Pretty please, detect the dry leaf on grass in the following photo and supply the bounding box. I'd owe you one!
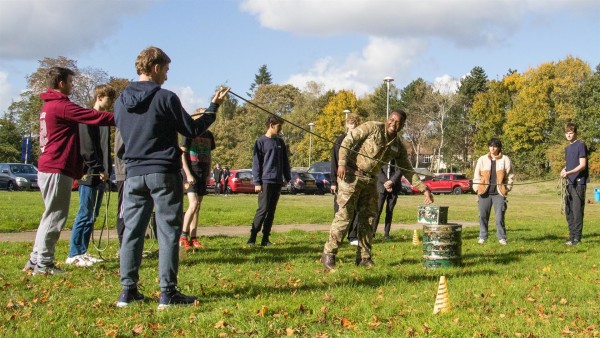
[131,324,144,335]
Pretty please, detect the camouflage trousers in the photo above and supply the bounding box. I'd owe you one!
[323,174,378,259]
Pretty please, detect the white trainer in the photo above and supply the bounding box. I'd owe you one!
[349,240,359,246]
[477,238,486,244]
[83,253,104,263]
[65,255,93,267]
[499,239,507,245]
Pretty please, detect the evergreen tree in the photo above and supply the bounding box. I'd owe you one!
[248,64,273,97]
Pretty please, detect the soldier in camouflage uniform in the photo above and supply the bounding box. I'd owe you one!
[321,110,434,270]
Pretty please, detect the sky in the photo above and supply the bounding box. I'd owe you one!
[0,0,599,115]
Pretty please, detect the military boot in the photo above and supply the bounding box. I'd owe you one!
[321,253,336,270]
[358,257,375,268]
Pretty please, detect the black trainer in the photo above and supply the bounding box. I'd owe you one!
[158,289,197,310]
[116,287,145,308]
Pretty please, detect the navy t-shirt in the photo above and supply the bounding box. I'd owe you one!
[565,140,588,185]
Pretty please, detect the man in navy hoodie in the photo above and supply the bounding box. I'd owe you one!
[23,67,115,276]
[114,46,229,310]
[247,115,291,246]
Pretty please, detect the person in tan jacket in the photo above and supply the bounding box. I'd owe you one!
[473,138,514,245]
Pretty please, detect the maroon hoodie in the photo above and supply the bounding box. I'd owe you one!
[38,89,115,179]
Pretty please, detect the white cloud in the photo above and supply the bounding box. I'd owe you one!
[0,0,156,59]
[287,37,427,96]
[432,75,460,94]
[241,0,597,47]
[243,0,598,96]
[0,71,18,114]
[169,86,206,114]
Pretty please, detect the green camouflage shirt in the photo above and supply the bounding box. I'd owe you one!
[338,121,427,192]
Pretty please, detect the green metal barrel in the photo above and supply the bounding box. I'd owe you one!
[422,223,462,268]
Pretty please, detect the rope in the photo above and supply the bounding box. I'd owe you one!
[227,90,560,188]
[228,90,418,177]
[557,177,568,215]
[90,181,110,259]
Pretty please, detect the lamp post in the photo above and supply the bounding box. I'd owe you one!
[343,109,350,121]
[383,76,394,119]
[308,122,315,167]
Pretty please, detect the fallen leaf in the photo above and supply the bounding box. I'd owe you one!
[131,324,144,335]
[340,317,354,328]
[258,305,267,317]
[214,320,227,329]
[285,328,296,336]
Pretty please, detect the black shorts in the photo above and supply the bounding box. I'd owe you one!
[182,165,210,195]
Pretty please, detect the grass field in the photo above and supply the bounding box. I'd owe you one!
[0,181,599,337]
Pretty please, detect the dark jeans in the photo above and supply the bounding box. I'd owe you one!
[374,191,398,237]
[116,180,125,246]
[565,184,586,241]
[120,173,183,292]
[250,183,282,240]
[334,192,359,241]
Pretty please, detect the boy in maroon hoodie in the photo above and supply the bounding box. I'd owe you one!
[22,67,115,275]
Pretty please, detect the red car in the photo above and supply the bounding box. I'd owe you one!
[422,173,473,195]
[223,169,255,194]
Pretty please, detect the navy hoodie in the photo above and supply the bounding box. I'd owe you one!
[114,81,217,178]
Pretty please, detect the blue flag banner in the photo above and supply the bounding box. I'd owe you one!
[21,137,32,162]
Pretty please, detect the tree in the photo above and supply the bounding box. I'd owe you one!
[468,80,510,155]
[300,90,359,165]
[248,64,273,97]
[0,117,21,162]
[428,86,458,173]
[456,66,489,167]
[573,63,600,152]
[4,91,43,164]
[398,79,436,168]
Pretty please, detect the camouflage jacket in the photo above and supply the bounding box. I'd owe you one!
[338,121,427,192]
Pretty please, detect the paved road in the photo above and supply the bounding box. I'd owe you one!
[0,221,477,243]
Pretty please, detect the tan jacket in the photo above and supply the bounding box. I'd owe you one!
[473,153,514,196]
[338,121,427,192]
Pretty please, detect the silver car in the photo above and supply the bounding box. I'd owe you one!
[0,163,39,190]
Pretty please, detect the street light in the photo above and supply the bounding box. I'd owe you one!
[383,76,394,119]
[308,122,315,167]
[343,109,350,121]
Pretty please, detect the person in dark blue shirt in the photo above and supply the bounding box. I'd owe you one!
[247,115,291,246]
[560,123,588,245]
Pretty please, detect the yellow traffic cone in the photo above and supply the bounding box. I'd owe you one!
[433,275,450,314]
[412,229,420,245]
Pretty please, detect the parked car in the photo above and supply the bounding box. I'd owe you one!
[0,163,38,191]
[224,169,255,194]
[422,173,473,194]
[311,172,332,194]
[282,171,319,195]
[308,161,331,174]
[399,176,421,195]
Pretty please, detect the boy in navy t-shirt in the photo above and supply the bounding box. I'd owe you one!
[560,123,588,245]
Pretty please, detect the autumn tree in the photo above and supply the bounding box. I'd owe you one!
[297,90,359,166]
[573,63,600,176]
[468,80,511,155]
[285,81,333,166]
